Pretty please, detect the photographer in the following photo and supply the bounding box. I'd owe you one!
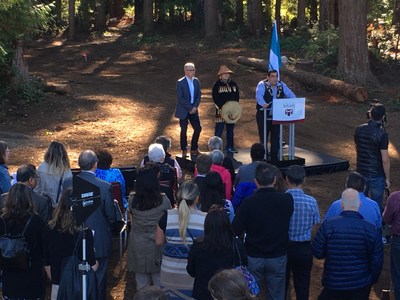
[354,102,390,210]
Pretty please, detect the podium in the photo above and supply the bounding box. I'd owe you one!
[265,97,306,167]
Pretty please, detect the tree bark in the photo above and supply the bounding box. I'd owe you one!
[275,0,281,33]
[393,0,400,26]
[11,42,29,87]
[95,0,107,33]
[55,0,62,23]
[310,0,318,23]
[235,0,244,27]
[143,0,154,35]
[68,0,75,41]
[135,0,143,25]
[247,0,263,36]
[319,0,338,29]
[337,0,375,86]
[236,56,368,102]
[297,0,306,27]
[204,0,219,38]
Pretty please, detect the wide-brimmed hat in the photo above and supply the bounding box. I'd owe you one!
[221,101,242,124]
[218,65,234,75]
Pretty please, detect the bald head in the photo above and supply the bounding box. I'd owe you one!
[78,150,98,171]
[340,188,360,211]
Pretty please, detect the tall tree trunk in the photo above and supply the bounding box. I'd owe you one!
[310,0,318,23]
[320,0,338,29]
[204,0,219,38]
[55,0,62,23]
[12,41,29,87]
[235,0,244,27]
[135,0,143,25]
[275,0,281,33]
[96,0,107,33]
[337,0,375,86]
[68,0,75,40]
[393,0,400,26]
[79,0,90,32]
[192,0,204,32]
[143,0,154,35]
[297,0,306,27]
[247,0,263,36]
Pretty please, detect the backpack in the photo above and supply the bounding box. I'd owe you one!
[0,215,32,271]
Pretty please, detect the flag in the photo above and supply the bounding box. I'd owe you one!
[268,20,282,80]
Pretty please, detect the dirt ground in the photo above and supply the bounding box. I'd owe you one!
[1,23,400,299]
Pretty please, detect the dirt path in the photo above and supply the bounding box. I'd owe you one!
[1,27,399,299]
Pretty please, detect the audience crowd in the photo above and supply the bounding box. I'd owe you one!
[0,130,393,300]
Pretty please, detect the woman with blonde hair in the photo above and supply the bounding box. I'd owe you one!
[44,188,98,300]
[35,141,73,207]
[156,180,207,299]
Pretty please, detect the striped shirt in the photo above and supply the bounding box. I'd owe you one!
[286,188,320,241]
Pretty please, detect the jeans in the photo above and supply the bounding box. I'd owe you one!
[179,113,202,151]
[215,122,235,148]
[96,257,109,300]
[318,285,371,300]
[256,111,280,160]
[285,241,313,300]
[248,255,287,300]
[391,236,400,300]
[364,175,385,210]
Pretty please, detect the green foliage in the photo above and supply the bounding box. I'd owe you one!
[16,77,45,104]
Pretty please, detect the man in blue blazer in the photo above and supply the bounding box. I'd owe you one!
[77,150,116,300]
[175,62,202,157]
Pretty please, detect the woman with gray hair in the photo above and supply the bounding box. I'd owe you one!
[208,136,235,184]
[156,180,207,298]
[209,149,233,200]
[147,143,177,207]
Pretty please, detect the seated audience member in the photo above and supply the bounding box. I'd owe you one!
[208,269,253,300]
[232,143,265,210]
[147,143,177,207]
[127,168,171,290]
[208,136,235,182]
[0,141,11,194]
[323,172,382,230]
[193,154,212,194]
[383,191,400,299]
[199,172,234,222]
[0,183,45,300]
[134,286,167,300]
[187,206,247,300]
[312,188,383,300]
[95,149,128,208]
[209,149,232,200]
[140,135,182,179]
[35,141,73,207]
[44,189,98,300]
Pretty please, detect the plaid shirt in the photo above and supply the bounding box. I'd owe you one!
[286,188,320,241]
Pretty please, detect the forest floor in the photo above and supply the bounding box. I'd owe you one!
[1,20,400,299]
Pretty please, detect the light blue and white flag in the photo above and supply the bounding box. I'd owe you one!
[268,20,282,80]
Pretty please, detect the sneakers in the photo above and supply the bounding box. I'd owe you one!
[226,147,238,153]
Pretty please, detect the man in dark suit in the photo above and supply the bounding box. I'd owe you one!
[175,62,202,158]
[77,150,116,300]
[0,164,51,222]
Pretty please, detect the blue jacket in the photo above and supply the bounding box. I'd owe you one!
[0,164,11,195]
[175,76,201,119]
[312,211,383,290]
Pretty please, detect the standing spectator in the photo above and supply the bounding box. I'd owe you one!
[35,141,73,207]
[199,172,234,223]
[208,269,253,300]
[77,150,116,300]
[354,102,390,209]
[187,206,247,300]
[0,141,11,194]
[127,168,171,290]
[208,136,235,183]
[383,191,400,299]
[255,69,296,161]
[232,143,265,210]
[324,172,382,230]
[193,154,212,195]
[312,188,383,300]
[232,162,293,300]
[141,136,182,180]
[44,188,98,300]
[175,62,202,158]
[209,149,232,200]
[156,180,207,298]
[285,165,320,300]
[95,148,128,208]
[0,183,45,299]
[212,65,240,153]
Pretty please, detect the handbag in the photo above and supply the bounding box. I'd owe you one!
[232,237,260,296]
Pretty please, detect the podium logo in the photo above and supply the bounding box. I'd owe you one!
[285,109,293,116]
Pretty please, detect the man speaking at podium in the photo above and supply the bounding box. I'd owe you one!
[255,69,296,161]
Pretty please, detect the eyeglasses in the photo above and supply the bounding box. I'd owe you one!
[186,69,196,72]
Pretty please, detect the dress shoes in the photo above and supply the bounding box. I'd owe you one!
[182,150,188,158]
[190,149,201,156]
